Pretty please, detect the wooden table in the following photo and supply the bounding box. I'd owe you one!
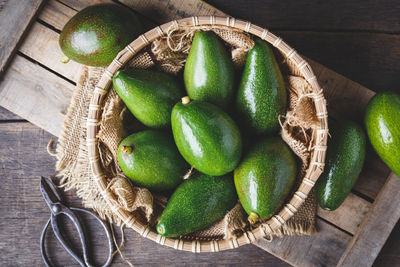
[1,0,400,266]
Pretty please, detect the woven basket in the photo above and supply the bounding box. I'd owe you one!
[86,16,328,253]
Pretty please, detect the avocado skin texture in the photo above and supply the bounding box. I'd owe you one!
[234,137,297,221]
[171,99,242,176]
[59,4,142,66]
[113,69,184,128]
[184,31,235,109]
[236,38,287,135]
[316,120,366,211]
[117,130,188,191]
[157,173,237,237]
[365,92,400,177]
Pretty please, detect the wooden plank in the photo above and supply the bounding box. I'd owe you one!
[43,0,156,32]
[255,218,352,266]
[337,173,400,267]
[38,0,78,31]
[119,0,226,21]
[19,22,82,82]
[0,55,73,137]
[317,194,371,235]
[58,0,113,11]
[0,0,45,75]
[0,106,23,121]
[0,122,289,266]
[207,0,400,33]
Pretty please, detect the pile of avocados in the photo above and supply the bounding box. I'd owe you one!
[59,4,400,239]
[113,30,297,237]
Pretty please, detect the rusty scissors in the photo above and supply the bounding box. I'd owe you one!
[39,177,114,267]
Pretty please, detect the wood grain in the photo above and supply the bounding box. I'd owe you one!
[0,0,45,75]
[338,173,400,267]
[317,194,371,235]
[0,107,23,121]
[207,0,400,33]
[0,55,73,136]
[0,122,289,266]
[255,219,351,266]
[19,22,82,82]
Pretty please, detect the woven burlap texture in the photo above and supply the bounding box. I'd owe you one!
[56,26,318,241]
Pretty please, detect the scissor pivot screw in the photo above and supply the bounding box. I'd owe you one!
[52,205,61,213]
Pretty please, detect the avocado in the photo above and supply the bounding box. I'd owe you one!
[316,120,366,211]
[236,38,287,135]
[113,69,184,128]
[234,137,297,223]
[59,4,142,66]
[184,31,235,109]
[157,173,237,237]
[365,92,400,177]
[117,130,188,191]
[171,96,242,176]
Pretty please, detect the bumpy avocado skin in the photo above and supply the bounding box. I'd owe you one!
[59,4,142,66]
[157,173,237,237]
[236,38,287,135]
[117,130,188,191]
[364,92,400,177]
[234,137,297,221]
[316,120,366,211]
[171,99,242,176]
[184,31,235,109]
[113,69,184,128]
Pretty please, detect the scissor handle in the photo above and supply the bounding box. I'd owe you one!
[40,204,113,267]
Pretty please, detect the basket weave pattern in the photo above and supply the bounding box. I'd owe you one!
[86,16,328,252]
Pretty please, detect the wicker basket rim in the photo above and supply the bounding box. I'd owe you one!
[87,16,328,253]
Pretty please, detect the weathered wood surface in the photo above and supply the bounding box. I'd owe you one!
[0,106,23,121]
[338,173,400,267]
[0,55,74,136]
[317,194,371,235]
[0,122,289,266]
[255,220,352,267]
[208,0,400,33]
[0,0,45,75]
[0,0,399,266]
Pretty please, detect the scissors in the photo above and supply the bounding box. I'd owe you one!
[39,176,114,267]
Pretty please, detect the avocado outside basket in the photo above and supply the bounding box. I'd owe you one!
[87,16,328,252]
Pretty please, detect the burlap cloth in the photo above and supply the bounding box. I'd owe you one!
[55,26,320,242]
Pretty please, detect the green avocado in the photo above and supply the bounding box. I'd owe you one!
[113,69,184,128]
[171,97,242,176]
[234,137,297,223]
[117,130,188,191]
[157,173,237,237]
[59,4,142,66]
[365,92,400,177]
[184,31,235,109]
[316,120,366,211]
[236,38,287,135]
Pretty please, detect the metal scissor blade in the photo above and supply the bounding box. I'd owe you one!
[40,176,63,208]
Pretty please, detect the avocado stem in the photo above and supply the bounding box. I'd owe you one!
[60,55,70,63]
[121,145,133,154]
[181,96,191,105]
[248,212,260,224]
